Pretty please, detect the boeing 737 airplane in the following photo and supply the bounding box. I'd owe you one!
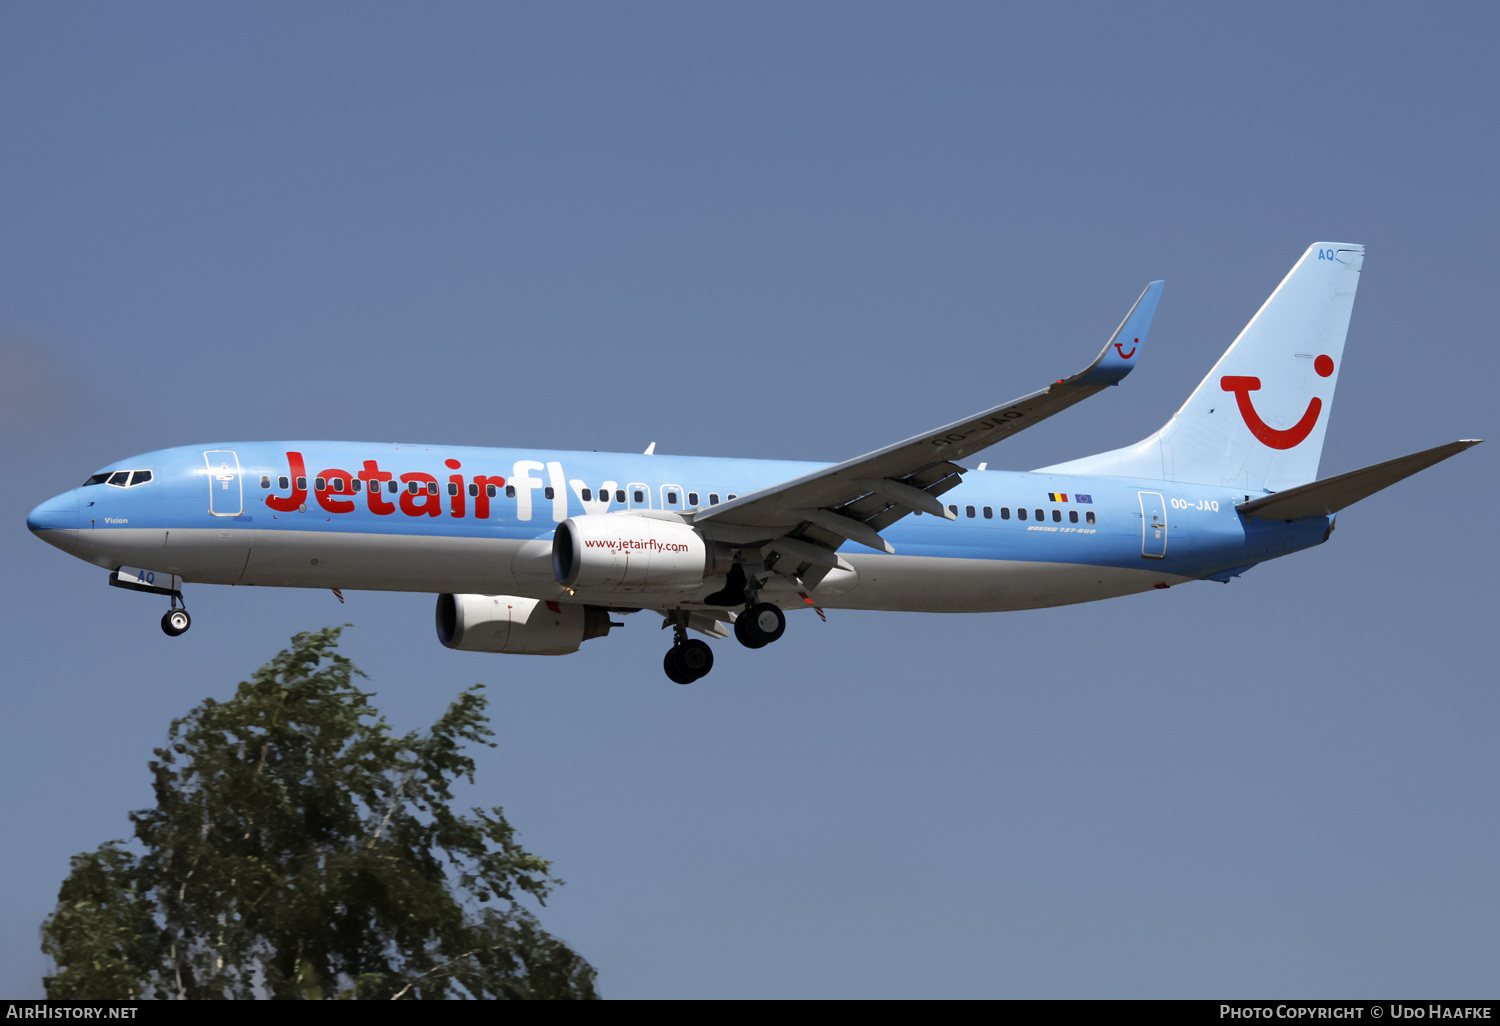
[27,243,1480,682]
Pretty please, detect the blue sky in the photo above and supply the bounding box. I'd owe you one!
[3,3,1496,998]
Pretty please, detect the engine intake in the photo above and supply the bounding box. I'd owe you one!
[435,593,614,655]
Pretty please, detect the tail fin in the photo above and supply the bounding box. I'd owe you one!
[1041,243,1364,493]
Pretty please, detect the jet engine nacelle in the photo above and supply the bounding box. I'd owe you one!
[552,514,716,593]
[435,593,614,655]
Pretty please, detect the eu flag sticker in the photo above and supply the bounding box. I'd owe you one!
[1074,494,1093,504]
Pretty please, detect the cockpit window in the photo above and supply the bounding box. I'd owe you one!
[86,469,154,487]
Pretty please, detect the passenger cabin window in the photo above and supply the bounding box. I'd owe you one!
[427,482,438,495]
[468,483,478,496]
[108,471,130,487]
[1035,508,1044,521]
[332,478,346,492]
[709,493,720,505]
[315,477,327,491]
[505,485,516,498]
[1052,509,1061,522]
[983,506,993,519]
[447,482,459,496]
[279,476,290,490]
[1018,508,1027,520]
[407,482,419,494]
[581,488,592,501]
[1000,507,1011,520]
[633,490,644,503]
[350,480,361,493]
[260,475,271,489]
[688,492,699,506]
[387,480,398,493]
[544,486,555,500]
[616,489,626,503]
[727,494,737,501]
[297,477,308,491]
[487,484,498,497]
[666,491,678,504]
[1069,510,1078,523]
[966,505,976,518]
[948,505,959,517]
[1086,511,1096,524]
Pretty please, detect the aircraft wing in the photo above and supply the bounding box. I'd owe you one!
[692,281,1165,564]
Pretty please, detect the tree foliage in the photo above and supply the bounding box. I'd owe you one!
[42,626,597,999]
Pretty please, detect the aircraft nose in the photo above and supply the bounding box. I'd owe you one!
[27,490,79,534]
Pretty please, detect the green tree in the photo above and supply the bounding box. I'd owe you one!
[41,626,597,999]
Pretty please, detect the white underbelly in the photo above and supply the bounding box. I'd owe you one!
[819,553,1192,612]
[82,528,1193,613]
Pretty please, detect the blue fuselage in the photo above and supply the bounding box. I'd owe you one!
[28,441,1330,614]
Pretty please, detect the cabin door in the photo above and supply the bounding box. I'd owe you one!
[205,450,243,517]
[1138,491,1167,559]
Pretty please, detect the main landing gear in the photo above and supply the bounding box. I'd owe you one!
[661,569,791,683]
[664,639,714,685]
[661,602,789,683]
[663,613,714,684]
[734,602,785,649]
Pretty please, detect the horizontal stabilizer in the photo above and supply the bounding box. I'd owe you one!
[1237,439,1481,520]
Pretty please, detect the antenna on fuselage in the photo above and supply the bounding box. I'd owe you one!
[644,442,656,455]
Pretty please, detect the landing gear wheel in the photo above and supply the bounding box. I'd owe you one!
[161,609,191,637]
[734,615,765,649]
[678,639,713,679]
[664,647,697,685]
[664,640,714,684]
[734,602,785,649]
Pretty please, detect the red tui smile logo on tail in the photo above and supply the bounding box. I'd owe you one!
[1220,355,1335,450]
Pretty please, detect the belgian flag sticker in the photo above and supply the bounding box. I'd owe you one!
[1046,492,1068,502]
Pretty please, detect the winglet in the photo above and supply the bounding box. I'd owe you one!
[1060,280,1165,388]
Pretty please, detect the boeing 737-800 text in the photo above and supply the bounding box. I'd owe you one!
[27,243,1479,682]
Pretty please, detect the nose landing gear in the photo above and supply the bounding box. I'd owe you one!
[160,591,191,637]
[109,567,192,637]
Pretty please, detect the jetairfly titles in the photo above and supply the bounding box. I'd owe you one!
[27,243,1481,683]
